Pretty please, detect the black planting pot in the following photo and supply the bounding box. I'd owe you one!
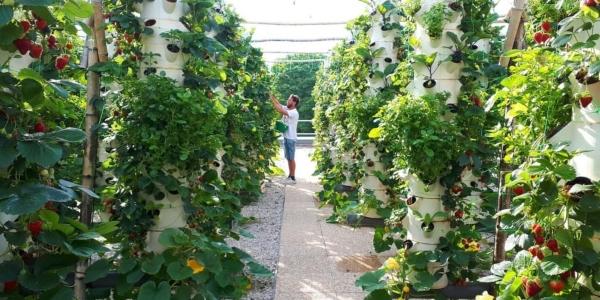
[423,79,437,89]
[166,44,180,53]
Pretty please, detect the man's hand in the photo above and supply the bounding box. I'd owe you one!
[269,94,288,116]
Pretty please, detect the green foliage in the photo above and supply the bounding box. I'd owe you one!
[421,3,448,39]
[488,49,572,165]
[271,53,325,133]
[378,93,461,184]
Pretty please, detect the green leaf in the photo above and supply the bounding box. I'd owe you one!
[137,281,171,300]
[541,256,572,276]
[0,5,14,26]
[63,0,94,20]
[118,257,137,274]
[64,239,109,257]
[247,261,272,278]
[501,74,526,89]
[355,269,386,292]
[17,68,45,83]
[412,271,436,292]
[158,228,189,247]
[512,250,533,272]
[553,164,576,180]
[93,221,120,235]
[42,128,86,143]
[0,23,22,46]
[0,260,22,281]
[33,254,78,276]
[16,0,58,5]
[38,231,66,246]
[173,286,194,300]
[21,78,45,105]
[19,272,60,292]
[141,255,165,275]
[85,259,111,283]
[166,262,193,281]
[0,137,18,168]
[17,140,63,168]
[40,287,74,300]
[0,184,72,215]
[383,63,398,76]
[39,209,60,225]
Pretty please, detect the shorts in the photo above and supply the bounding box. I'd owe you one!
[284,138,296,161]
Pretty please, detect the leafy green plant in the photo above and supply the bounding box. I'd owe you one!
[401,0,422,17]
[488,48,572,166]
[421,3,449,39]
[377,92,462,185]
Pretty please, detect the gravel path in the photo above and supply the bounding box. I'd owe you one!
[228,179,286,300]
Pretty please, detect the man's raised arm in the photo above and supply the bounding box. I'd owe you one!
[270,94,289,116]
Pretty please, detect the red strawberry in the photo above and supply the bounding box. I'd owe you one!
[454,210,464,219]
[580,96,593,108]
[532,223,543,236]
[3,280,18,293]
[541,33,551,43]
[541,21,552,33]
[526,279,543,297]
[27,220,43,237]
[47,35,57,49]
[534,32,545,44]
[560,270,575,281]
[584,0,597,6]
[20,20,31,33]
[55,55,69,70]
[528,245,539,257]
[13,38,32,55]
[34,121,46,133]
[35,18,47,31]
[451,185,462,194]
[470,95,482,107]
[547,239,559,252]
[124,33,133,43]
[535,235,545,245]
[536,250,545,260]
[29,44,43,59]
[513,186,525,196]
[549,280,565,293]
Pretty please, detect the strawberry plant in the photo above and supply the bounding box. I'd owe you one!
[481,146,600,298]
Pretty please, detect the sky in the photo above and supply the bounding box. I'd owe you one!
[225,0,513,63]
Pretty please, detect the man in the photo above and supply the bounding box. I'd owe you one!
[270,94,300,184]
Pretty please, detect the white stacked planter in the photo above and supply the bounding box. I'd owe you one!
[401,0,467,289]
[551,17,600,182]
[136,0,189,252]
[209,148,225,179]
[550,16,600,269]
[359,143,388,218]
[366,7,400,93]
[409,1,463,105]
[359,2,399,217]
[137,0,189,84]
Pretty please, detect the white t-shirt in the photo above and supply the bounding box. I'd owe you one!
[283,108,299,140]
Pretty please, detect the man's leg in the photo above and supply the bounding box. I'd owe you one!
[290,159,296,178]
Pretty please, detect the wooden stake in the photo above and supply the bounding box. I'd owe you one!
[494,0,527,264]
[74,1,108,298]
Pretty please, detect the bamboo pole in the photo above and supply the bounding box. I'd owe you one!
[74,0,108,298]
[493,0,527,264]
